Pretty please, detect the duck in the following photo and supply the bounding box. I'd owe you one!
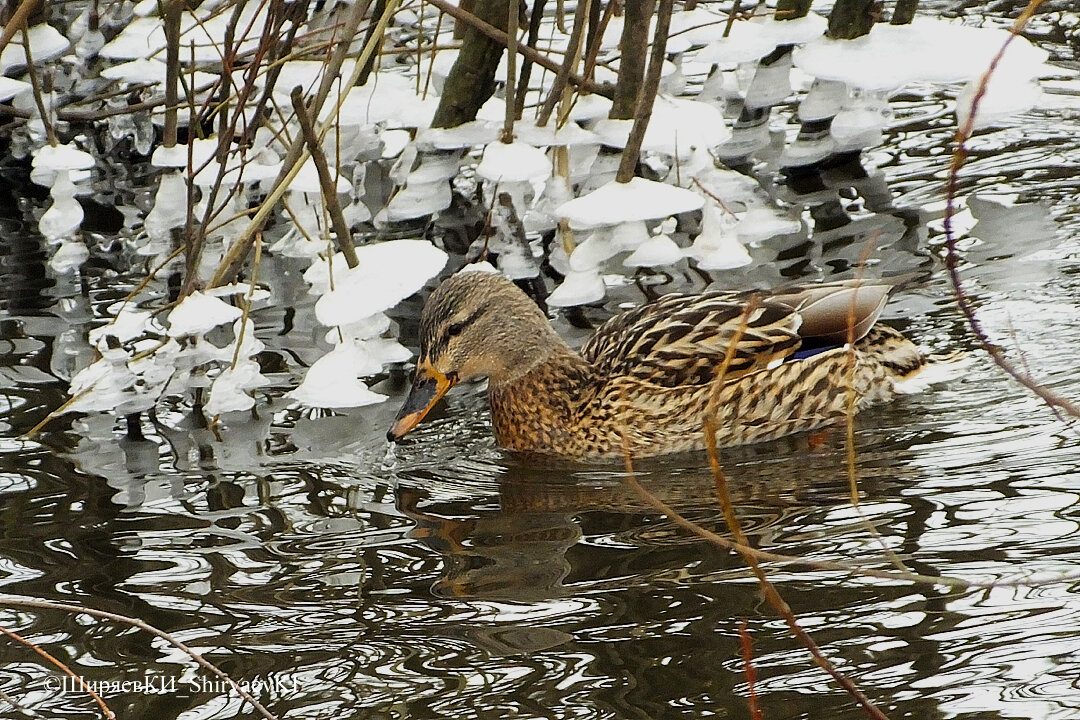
[387,268,929,460]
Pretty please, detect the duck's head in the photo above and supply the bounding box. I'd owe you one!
[387,270,558,442]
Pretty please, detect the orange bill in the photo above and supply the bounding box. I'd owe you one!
[387,362,457,441]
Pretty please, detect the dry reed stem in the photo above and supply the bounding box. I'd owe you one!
[738,621,763,720]
[0,0,43,59]
[694,292,889,716]
[621,440,890,719]
[230,233,263,369]
[20,27,58,147]
[0,597,279,720]
[536,0,589,127]
[841,234,914,575]
[289,86,358,267]
[0,624,116,719]
[943,0,1080,420]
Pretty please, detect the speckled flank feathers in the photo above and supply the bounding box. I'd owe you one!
[398,272,930,460]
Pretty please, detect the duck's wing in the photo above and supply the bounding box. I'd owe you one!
[768,281,891,344]
[580,292,804,388]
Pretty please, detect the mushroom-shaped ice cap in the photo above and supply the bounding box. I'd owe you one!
[547,268,606,307]
[320,71,439,129]
[0,77,31,102]
[0,24,69,72]
[956,72,1043,130]
[458,261,500,275]
[205,360,267,415]
[99,16,166,60]
[899,19,1047,83]
[151,138,218,169]
[287,344,387,408]
[32,143,95,172]
[687,205,752,270]
[417,121,501,150]
[557,177,705,230]
[167,291,244,337]
[564,94,613,122]
[624,234,684,267]
[513,120,599,148]
[89,308,155,351]
[591,97,729,158]
[476,141,551,184]
[101,60,218,90]
[751,11,827,46]
[313,240,448,327]
[794,18,1049,91]
[695,22,776,66]
[668,7,730,49]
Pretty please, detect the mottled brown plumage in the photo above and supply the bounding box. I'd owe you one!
[388,270,928,460]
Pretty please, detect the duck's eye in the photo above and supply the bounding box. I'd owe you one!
[447,321,466,338]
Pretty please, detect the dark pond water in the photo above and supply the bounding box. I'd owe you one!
[4,12,1080,720]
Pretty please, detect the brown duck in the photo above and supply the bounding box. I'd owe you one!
[388,269,928,460]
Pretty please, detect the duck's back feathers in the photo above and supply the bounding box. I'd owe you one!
[582,293,803,388]
[580,282,894,391]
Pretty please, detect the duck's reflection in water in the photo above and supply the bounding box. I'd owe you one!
[393,432,901,604]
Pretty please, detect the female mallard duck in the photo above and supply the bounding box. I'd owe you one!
[388,269,928,460]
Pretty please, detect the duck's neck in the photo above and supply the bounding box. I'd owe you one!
[487,345,594,454]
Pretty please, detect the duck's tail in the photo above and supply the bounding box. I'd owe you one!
[855,324,969,395]
[856,325,926,377]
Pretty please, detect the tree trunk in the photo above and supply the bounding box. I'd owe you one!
[827,0,877,39]
[775,0,813,20]
[891,0,918,25]
[609,0,655,120]
[432,0,515,128]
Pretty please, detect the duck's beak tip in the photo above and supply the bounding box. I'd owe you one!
[387,364,455,442]
[387,410,425,443]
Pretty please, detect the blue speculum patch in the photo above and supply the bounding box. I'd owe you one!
[789,343,842,361]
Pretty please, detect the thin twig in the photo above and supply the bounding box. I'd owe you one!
[0,683,39,718]
[501,0,519,141]
[0,597,279,720]
[536,0,589,126]
[0,624,116,719]
[943,0,1079,420]
[619,469,1080,590]
[210,0,383,287]
[700,438,890,718]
